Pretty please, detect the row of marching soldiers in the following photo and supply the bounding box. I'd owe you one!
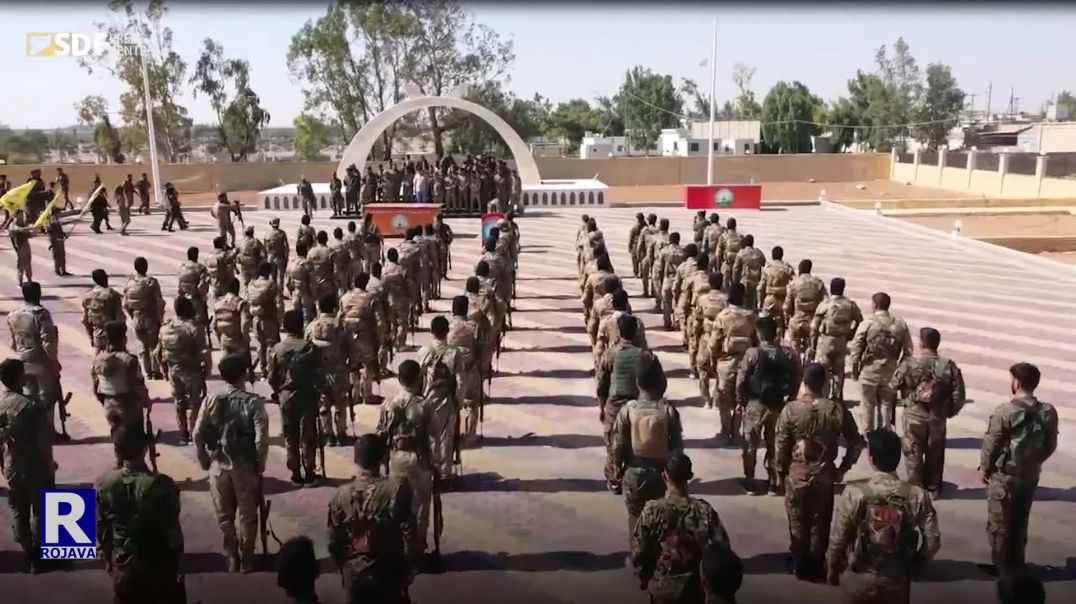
[572,210,1058,604]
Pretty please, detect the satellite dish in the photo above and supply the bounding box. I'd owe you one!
[403,83,422,99]
[449,84,470,99]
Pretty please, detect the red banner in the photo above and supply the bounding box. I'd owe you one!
[683,184,762,210]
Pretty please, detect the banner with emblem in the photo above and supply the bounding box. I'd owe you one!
[480,212,504,247]
[683,184,762,210]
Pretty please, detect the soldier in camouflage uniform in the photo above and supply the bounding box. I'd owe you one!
[296,213,316,252]
[10,211,36,286]
[382,248,411,352]
[707,284,757,444]
[731,234,765,312]
[124,257,165,379]
[587,275,623,354]
[212,192,237,247]
[345,221,366,282]
[286,242,317,324]
[448,296,484,448]
[239,226,266,288]
[716,218,743,292]
[339,273,380,409]
[358,213,384,272]
[213,278,252,368]
[434,213,454,281]
[692,210,707,245]
[417,317,464,488]
[736,316,801,496]
[268,309,326,486]
[193,353,270,573]
[657,232,686,326]
[178,247,212,339]
[595,290,646,370]
[671,244,699,332]
[264,217,290,284]
[758,246,794,340]
[247,262,282,378]
[378,360,437,564]
[693,272,727,410]
[634,215,659,296]
[46,210,69,277]
[397,229,424,331]
[82,269,125,353]
[628,213,646,277]
[332,227,352,294]
[811,277,862,404]
[7,282,64,437]
[308,231,339,306]
[979,362,1059,577]
[306,294,352,446]
[0,359,56,573]
[92,322,150,454]
[328,433,416,601]
[850,292,913,432]
[631,451,730,604]
[596,315,659,493]
[155,296,212,445]
[478,234,512,325]
[96,424,184,602]
[474,261,508,350]
[702,213,723,259]
[207,236,240,302]
[774,363,864,582]
[680,254,714,372]
[581,255,615,328]
[890,327,966,498]
[643,219,671,302]
[612,356,683,543]
[827,429,940,603]
[464,277,496,388]
[785,259,827,362]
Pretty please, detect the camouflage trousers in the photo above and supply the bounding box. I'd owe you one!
[741,283,759,312]
[715,357,743,438]
[661,284,676,329]
[427,396,459,480]
[901,411,946,493]
[815,336,848,402]
[389,453,434,554]
[362,246,380,273]
[280,391,319,476]
[251,317,280,376]
[784,469,835,566]
[134,319,162,377]
[838,571,910,604]
[741,402,779,486]
[640,257,653,297]
[103,396,143,463]
[5,473,51,553]
[218,334,251,366]
[318,381,350,441]
[208,463,260,561]
[761,295,786,336]
[109,559,183,604]
[602,398,630,483]
[347,340,378,406]
[290,295,316,325]
[268,256,287,284]
[24,360,62,431]
[987,477,1038,576]
[90,324,109,354]
[167,369,204,439]
[622,464,665,544]
[696,349,715,410]
[51,240,66,275]
[860,382,896,432]
[786,315,812,357]
[391,301,411,350]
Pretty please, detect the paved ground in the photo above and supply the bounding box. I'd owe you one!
[608,180,978,205]
[1,205,1075,604]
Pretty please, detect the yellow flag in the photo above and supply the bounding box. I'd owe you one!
[77,185,105,219]
[0,180,35,214]
[33,188,64,228]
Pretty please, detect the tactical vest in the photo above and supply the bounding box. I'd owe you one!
[240,239,262,267]
[85,288,115,328]
[739,249,765,286]
[698,292,727,333]
[791,398,843,464]
[852,481,916,571]
[865,316,903,362]
[100,469,171,561]
[340,291,372,336]
[297,226,315,251]
[159,320,194,366]
[822,297,857,336]
[124,277,154,314]
[94,352,132,396]
[421,345,456,397]
[763,262,793,296]
[287,258,311,293]
[609,346,644,401]
[8,307,46,360]
[793,276,826,315]
[307,246,334,282]
[629,400,670,460]
[307,316,344,367]
[447,319,476,351]
[214,296,242,337]
[247,279,277,318]
[663,245,686,279]
[265,229,288,258]
[385,394,426,453]
[721,309,755,357]
[177,262,204,297]
[344,477,401,560]
[207,252,235,286]
[722,232,742,262]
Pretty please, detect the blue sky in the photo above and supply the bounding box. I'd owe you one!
[4,2,1076,129]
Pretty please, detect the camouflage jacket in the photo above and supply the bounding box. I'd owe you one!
[774,394,863,479]
[612,394,683,475]
[850,311,913,385]
[95,461,183,565]
[377,387,433,467]
[193,385,269,472]
[327,470,415,579]
[735,343,802,407]
[980,396,1058,485]
[0,388,53,480]
[890,351,966,420]
[632,493,730,601]
[123,275,165,327]
[81,285,124,331]
[264,227,290,261]
[92,348,149,404]
[156,318,210,374]
[7,302,58,363]
[784,274,828,320]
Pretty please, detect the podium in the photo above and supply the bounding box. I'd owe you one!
[364,203,442,238]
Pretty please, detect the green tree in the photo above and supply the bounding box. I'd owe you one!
[293,113,333,161]
[190,38,271,161]
[547,99,605,149]
[620,66,682,153]
[83,0,192,161]
[680,78,709,120]
[0,129,50,163]
[75,95,124,163]
[874,37,921,150]
[823,97,861,152]
[731,63,762,120]
[913,63,964,149]
[50,131,78,162]
[760,81,823,153]
[1054,91,1076,121]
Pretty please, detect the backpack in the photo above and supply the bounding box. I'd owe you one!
[742,252,763,286]
[723,233,742,260]
[855,482,916,567]
[214,394,257,464]
[177,263,202,296]
[866,318,902,361]
[422,346,456,397]
[722,312,754,356]
[795,277,825,313]
[825,298,855,334]
[911,358,951,411]
[106,471,165,561]
[282,341,321,391]
[629,401,669,459]
[248,281,275,318]
[749,347,791,410]
[158,320,190,364]
[1004,402,1049,474]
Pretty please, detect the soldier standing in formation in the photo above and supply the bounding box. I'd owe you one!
[212,279,252,367]
[82,269,125,354]
[10,211,35,285]
[417,316,464,490]
[7,282,64,438]
[91,322,150,453]
[177,246,212,340]
[193,353,270,573]
[707,284,756,445]
[339,272,379,408]
[239,226,266,287]
[306,294,351,446]
[850,293,913,432]
[123,257,165,379]
[296,214,316,252]
[758,245,794,340]
[46,209,70,276]
[731,234,765,312]
[156,296,212,445]
[268,309,325,486]
[212,193,237,247]
[287,242,316,323]
[264,217,291,283]
[247,262,282,377]
[810,277,860,402]
[447,295,483,448]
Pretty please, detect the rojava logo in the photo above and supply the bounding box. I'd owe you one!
[714,188,734,207]
[391,214,409,231]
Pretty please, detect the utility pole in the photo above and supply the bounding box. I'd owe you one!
[706,15,717,185]
[966,93,977,120]
[1014,96,1021,116]
[985,81,993,124]
[1008,86,1015,120]
[136,15,163,209]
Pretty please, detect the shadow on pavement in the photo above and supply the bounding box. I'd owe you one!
[441,549,630,573]
[481,433,604,449]
[497,395,595,408]
[463,472,606,493]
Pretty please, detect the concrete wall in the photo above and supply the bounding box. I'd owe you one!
[6,153,891,196]
[892,150,1076,199]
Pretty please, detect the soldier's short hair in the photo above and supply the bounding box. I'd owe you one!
[708,272,723,291]
[771,246,784,260]
[668,232,681,245]
[658,218,670,232]
[301,214,311,225]
[355,433,388,471]
[636,355,666,396]
[218,353,249,383]
[187,246,199,261]
[682,243,698,259]
[866,429,901,472]
[21,281,41,303]
[696,254,710,271]
[217,192,227,202]
[104,320,126,345]
[727,282,744,306]
[635,212,645,222]
[665,450,694,484]
[484,237,497,253]
[585,221,596,232]
[333,227,344,239]
[920,327,941,350]
[605,275,621,295]
[646,213,657,225]
[1009,363,1041,392]
[113,423,149,462]
[283,309,305,335]
[386,248,398,263]
[227,278,241,295]
[475,260,489,277]
[174,295,195,319]
[611,289,629,311]
[581,214,590,223]
[709,213,720,223]
[276,535,319,598]
[0,359,25,390]
[872,292,891,311]
[134,257,148,275]
[726,217,737,230]
[245,226,255,237]
[91,269,108,287]
[617,313,637,341]
[830,277,845,295]
[465,276,481,294]
[756,316,777,342]
[354,272,370,290]
[452,295,468,316]
[347,220,357,232]
[701,540,743,599]
[998,572,1045,604]
[430,315,450,339]
[371,262,382,278]
[319,293,338,314]
[802,362,826,393]
[742,234,754,248]
[213,236,227,250]
[258,262,273,278]
[397,359,421,386]
[316,231,329,245]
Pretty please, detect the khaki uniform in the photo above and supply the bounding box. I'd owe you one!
[717,230,743,284]
[980,396,1058,576]
[418,341,464,481]
[123,275,165,378]
[827,472,940,604]
[596,342,658,484]
[339,289,379,407]
[732,247,766,312]
[643,231,669,299]
[703,223,724,259]
[657,243,686,326]
[7,303,62,428]
[238,235,266,287]
[774,394,863,573]
[680,270,712,369]
[448,316,483,444]
[758,260,794,333]
[634,225,658,295]
[581,269,614,327]
[212,200,236,245]
[692,289,728,408]
[784,274,827,355]
[307,243,338,304]
[47,214,67,275]
[82,285,125,353]
[587,291,618,352]
[286,255,316,324]
[263,226,290,283]
[891,351,965,493]
[595,310,647,371]
[193,384,269,564]
[849,311,913,432]
[267,334,323,477]
[11,225,34,284]
[331,239,352,294]
[358,222,383,272]
[344,231,365,282]
[296,224,316,252]
[246,276,282,374]
[382,261,410,350]
[811,295,863,402]
[671,258,698,330]
[612,395,683,539]
[466,292,496,380]
[306,312,351,440]
[92,347,149,452]
[212,292,252,364]
[628,222,645,277]
[706,306,757,437]
[206,249,239,301]
[736,344,801,490]
[178,260,211,333]
[0,387,55,559]
[327,471,415,597]
[155,317,211,440]
[378,387,436,555]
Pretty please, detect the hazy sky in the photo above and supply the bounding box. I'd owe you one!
[4,2,1076,129]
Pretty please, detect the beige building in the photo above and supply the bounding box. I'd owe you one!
[1016,123,1076,154]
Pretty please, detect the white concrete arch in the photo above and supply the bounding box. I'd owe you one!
[334,95,542,185]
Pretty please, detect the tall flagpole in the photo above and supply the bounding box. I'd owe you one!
[137,24,163,208]
[706,15,717,185]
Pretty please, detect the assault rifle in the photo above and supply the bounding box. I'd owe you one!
[144,406,160,473]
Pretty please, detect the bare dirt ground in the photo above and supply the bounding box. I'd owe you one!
[608,179,975,204]
[900,213,1076,238]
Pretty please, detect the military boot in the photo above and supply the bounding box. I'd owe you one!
[226,550,241,573]
[240,555,257,574]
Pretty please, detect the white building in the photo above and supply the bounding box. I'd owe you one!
[579,133,647,158]
[659,120,762,157]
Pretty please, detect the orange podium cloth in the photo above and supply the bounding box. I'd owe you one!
[364,203,441,238]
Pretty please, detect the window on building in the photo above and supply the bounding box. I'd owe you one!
[713,142,720,151]
[616,146,623,152]
[673,141,679,151]
[689,142,699,152]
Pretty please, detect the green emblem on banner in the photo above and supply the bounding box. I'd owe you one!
[714,188,734,207]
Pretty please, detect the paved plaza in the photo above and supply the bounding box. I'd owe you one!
[1,204,1074,603]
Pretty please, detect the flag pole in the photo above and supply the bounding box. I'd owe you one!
[137,23,163,209]
[706,15,717,186]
